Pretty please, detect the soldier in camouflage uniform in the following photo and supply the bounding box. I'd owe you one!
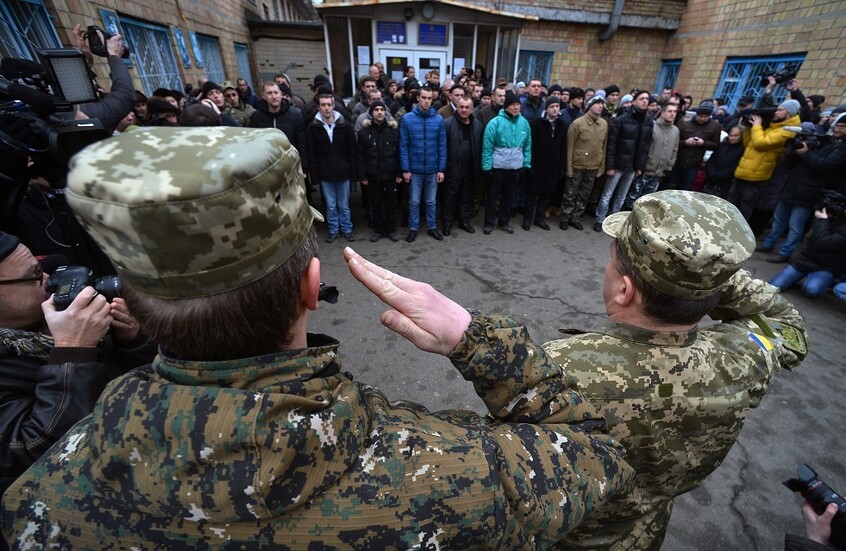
[544,190,808,550]
[1,127,634,549]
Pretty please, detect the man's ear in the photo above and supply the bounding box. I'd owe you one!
[617,274,638,308]
[299,257,321,311]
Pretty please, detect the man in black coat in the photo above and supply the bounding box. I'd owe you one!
[442,98,483,235]
[525,97,567,231]
[249,82,308,169]
[356,100,402,242]
[594,90,654,231]
[0,232,155,495]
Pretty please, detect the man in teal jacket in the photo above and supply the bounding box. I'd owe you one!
[482,90,531,234]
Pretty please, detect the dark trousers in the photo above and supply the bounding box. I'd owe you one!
[524,192,550,225]
[727,178,765,221]
[664,164,699,191]
[485,168,520,227]
[443,172,474,228]
[366,179,398,235]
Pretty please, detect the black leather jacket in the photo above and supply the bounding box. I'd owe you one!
[0,332,156,494]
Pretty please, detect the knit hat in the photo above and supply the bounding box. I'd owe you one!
[604,84,620,95]
[313,74,330,89]
[146,98,180,115]
[368,99,387,115]
[807,95,825,109]
[504,91,521,108]
[315,85,333,97]
[602,190,754,299]
[544,96,561,109]
[587,95,605,108]
[0,232,20,263]
[548,84,563,95]
[66,127,324,299]
[779,99,801,115]
[593,89,607,101]
[569,87,585,100]
[201,81,222,97]
[619,94,634,105]
[480,87,492,98]
[648,95,659,105]
[515,81,526,89]
[695,101,715,115]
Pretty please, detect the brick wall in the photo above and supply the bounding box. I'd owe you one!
[521,22,670,91]
[46,0,255,92]
[666,0,846,106]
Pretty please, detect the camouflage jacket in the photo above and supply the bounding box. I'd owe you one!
[544,270,807,549]
[2,313,633,550]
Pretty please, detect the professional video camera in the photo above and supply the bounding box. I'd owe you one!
[784,464,846,549]
[84,25,130,59]
[738,106,779,127]
[759,70,798,88]
[45,265,121,311]
[784,123,825,153]
[0,46,111,192]
[813,190,846,221]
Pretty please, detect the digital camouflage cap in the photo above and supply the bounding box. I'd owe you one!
[602,190,755,299]
[66,127,322,299]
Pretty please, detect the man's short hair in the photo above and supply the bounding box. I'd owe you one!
[124,228,318,360]
[614,240,721,325]
[359,76,377,88]
[179,103,221,127]
[449,84,464,94]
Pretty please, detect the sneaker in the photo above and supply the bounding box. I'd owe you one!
[498,224,514,234]
[326,233,338,243]
[344,233,356,242]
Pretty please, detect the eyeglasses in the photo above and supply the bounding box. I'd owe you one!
[0,268,43,287]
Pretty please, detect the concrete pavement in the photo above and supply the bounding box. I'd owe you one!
[308,201,845,550]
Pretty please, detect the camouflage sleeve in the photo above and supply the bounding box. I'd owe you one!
[447,312,606,429]
[709,269,807,369]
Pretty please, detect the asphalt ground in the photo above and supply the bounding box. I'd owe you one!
[308,193,845,550]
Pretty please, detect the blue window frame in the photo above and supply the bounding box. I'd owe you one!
[120,16,182,95]
[655,60,681,93]
[0,0,61,60]
[714,54,806,114]
[195,33,226,84]
[516,50,553,86]
[234,42,253,89]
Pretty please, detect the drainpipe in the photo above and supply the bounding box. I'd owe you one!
[598,0,625,42]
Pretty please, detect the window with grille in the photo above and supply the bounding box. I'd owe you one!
[0,0,61,60]
[714,54,806,114]
[655,60,681,93]
[195,34,226,83]
[515,51,553,86]
[119,17,182,95]
[234,43,253,89]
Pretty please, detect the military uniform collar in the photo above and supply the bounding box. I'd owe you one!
[583,320,698,347]
[154,333,345,392]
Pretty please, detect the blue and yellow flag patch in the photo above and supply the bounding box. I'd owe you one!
[748,332,774,351]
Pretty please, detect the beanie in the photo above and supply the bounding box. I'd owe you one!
[368,99,387,115]
[604,84,620,95]
[779,99,801,116]
[504,91,521,108]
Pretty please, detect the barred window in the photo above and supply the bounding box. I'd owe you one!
[195,33,226,84]
[0,0,61,60]
[234,43,253,89]
[714,54,805,113]
[120,16,182,95]
[515,51,553,86]
[655,60,681,93]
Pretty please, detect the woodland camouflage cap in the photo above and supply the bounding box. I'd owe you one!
[66,127,322,298]
[602,190,754,299]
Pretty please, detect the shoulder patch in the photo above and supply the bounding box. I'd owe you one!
[748,332,774,352]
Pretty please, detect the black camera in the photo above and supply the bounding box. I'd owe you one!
[84,25,130,59]
[784,464,846,549]
[814,190,846,221]
[784,125,824,153]
[318,282,339,304]
[739,106,778,126]
[760,70,798,88]
[45,265,121,311]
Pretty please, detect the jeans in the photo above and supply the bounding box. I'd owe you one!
[762,202,812,257]
[769,264,834,297]
[834,282,846,301]
[321,179,353,235]
[408,172,438,230]
[595,170,636,223]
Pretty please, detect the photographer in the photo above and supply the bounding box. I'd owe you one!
[0,232,156,494]
[769,200,846,297]
[69,24,135,135]
[758,116,846,262]
[785,503,840,550]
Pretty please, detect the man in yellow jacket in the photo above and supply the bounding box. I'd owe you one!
[727,98,800,220]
